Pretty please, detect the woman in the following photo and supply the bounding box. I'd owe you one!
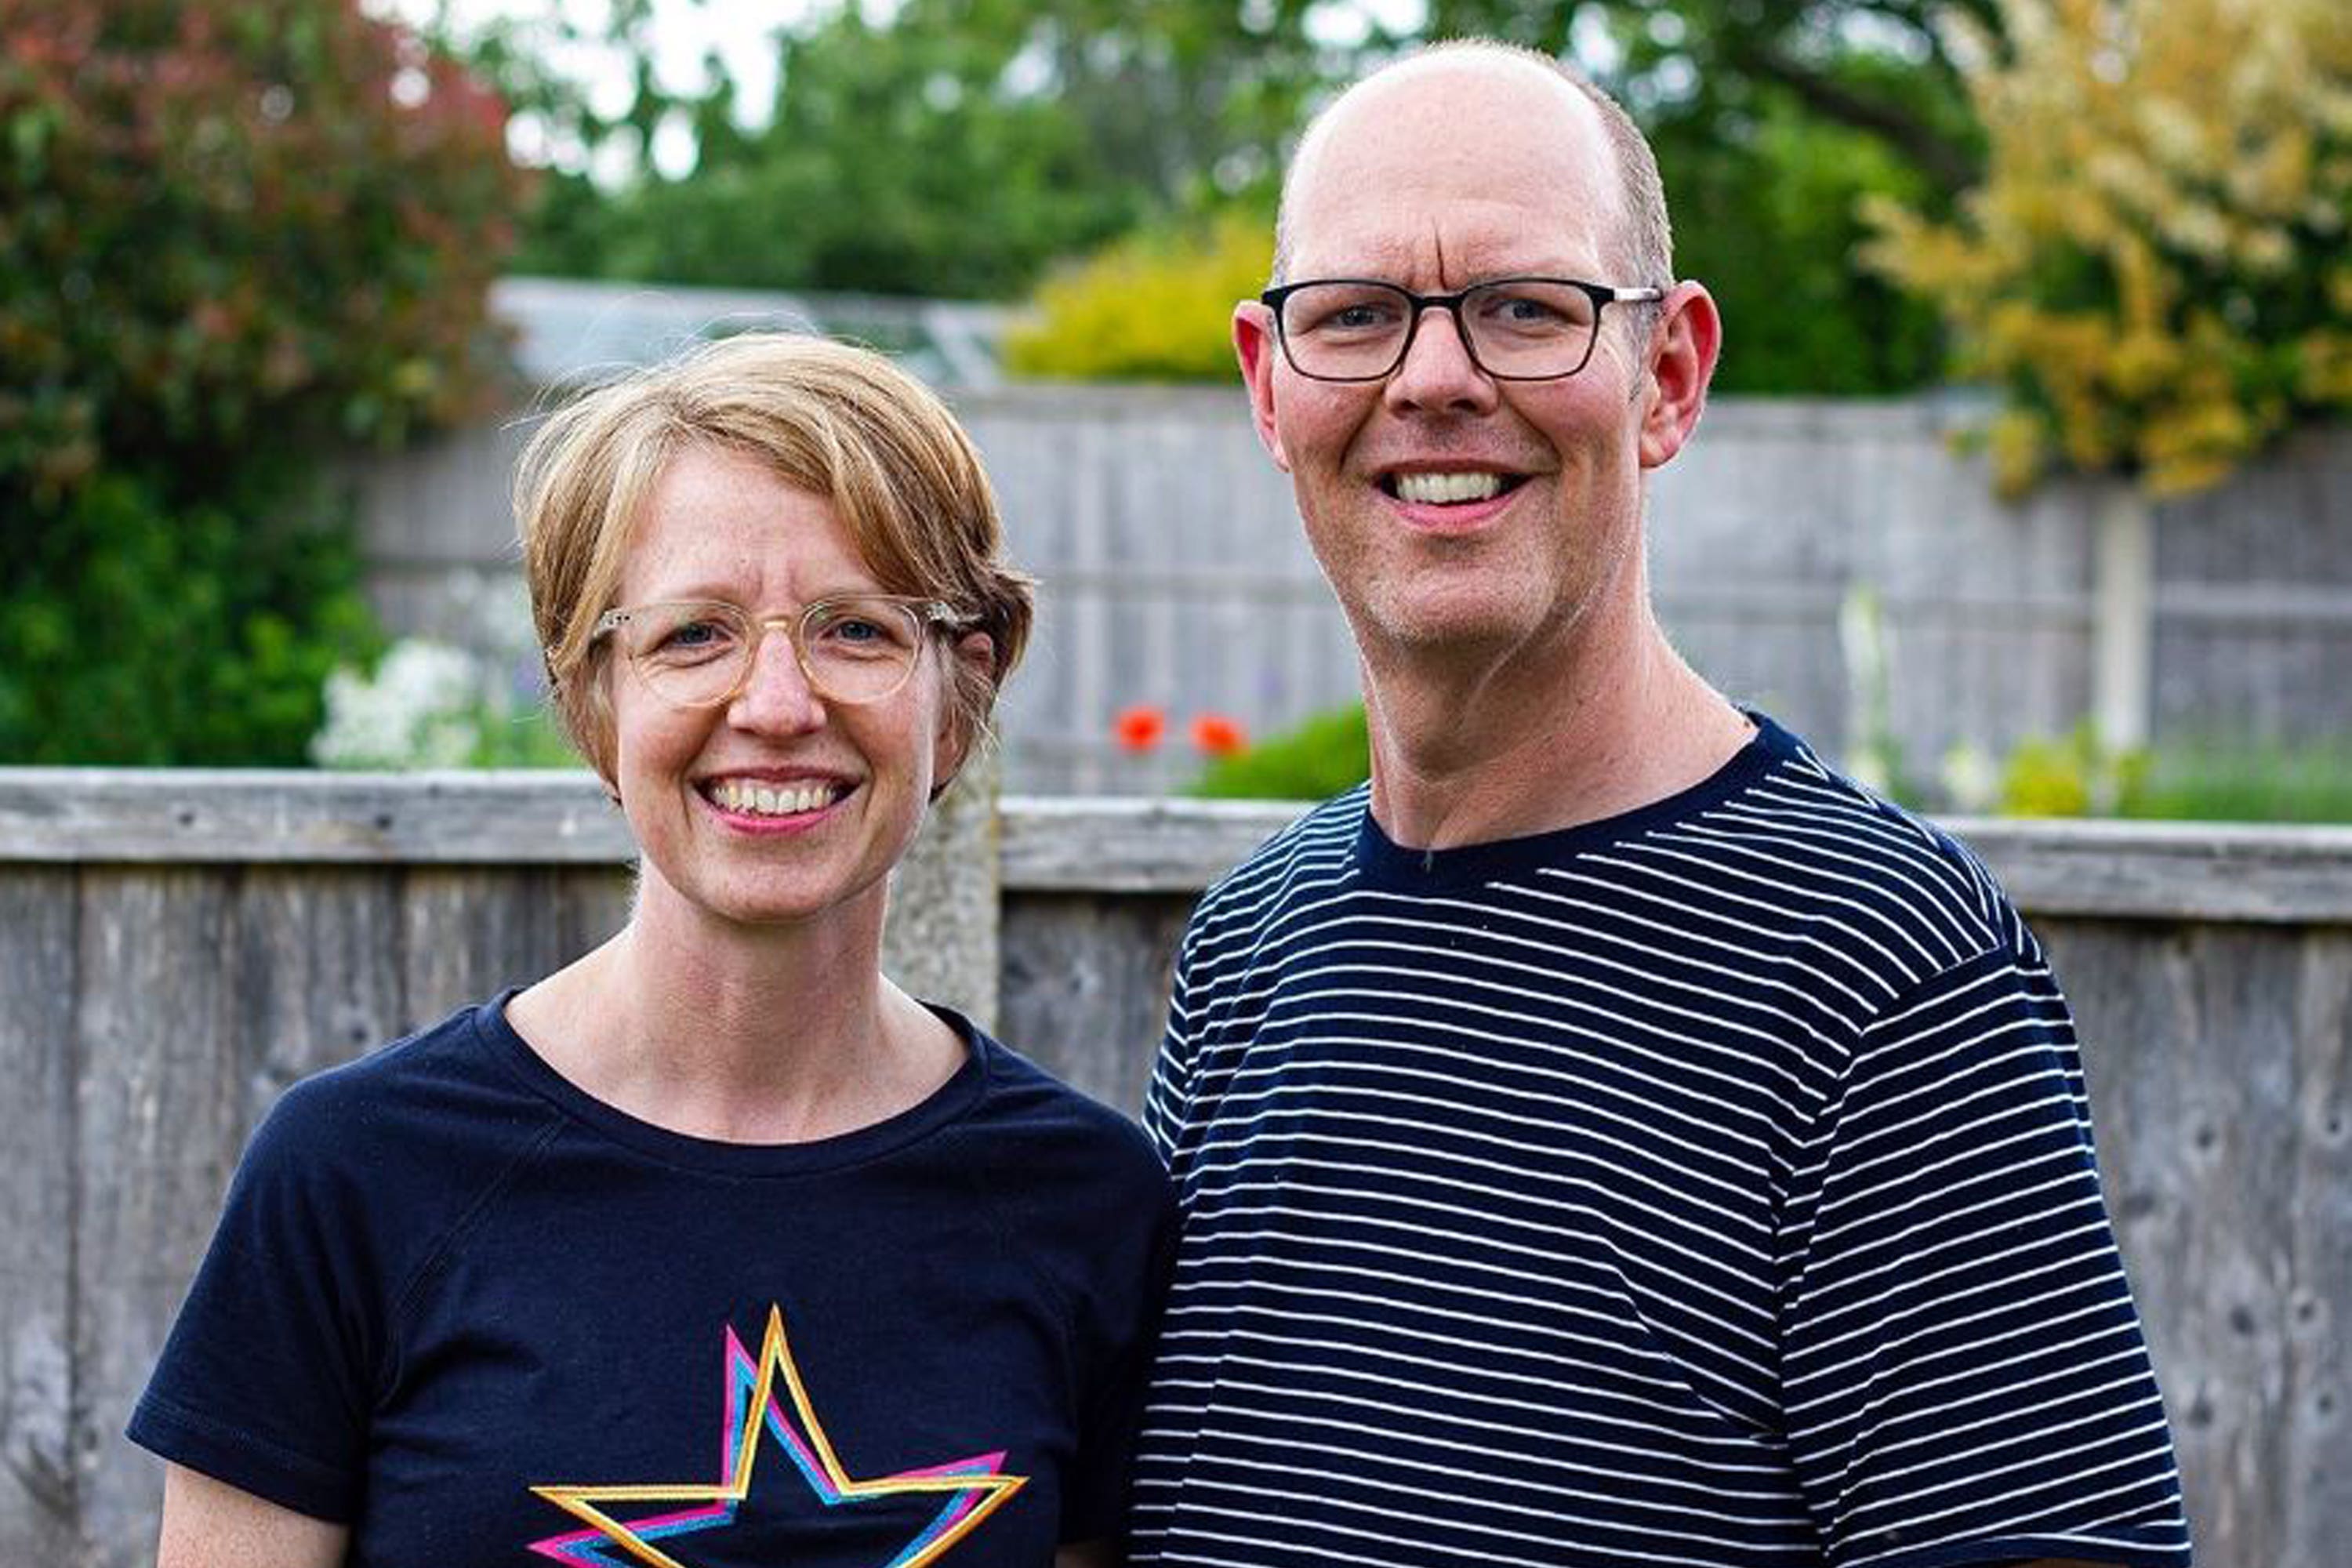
[129,335,1174,1568]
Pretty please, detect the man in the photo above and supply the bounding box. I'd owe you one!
[1131,40,2191,1568]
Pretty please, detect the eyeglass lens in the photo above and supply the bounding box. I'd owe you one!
[1276,280,1602,380]
[615,598,930,706]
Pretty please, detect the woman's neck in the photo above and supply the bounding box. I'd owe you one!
[508,887,964,1145]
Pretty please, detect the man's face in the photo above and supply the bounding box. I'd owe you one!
[1236,60,1708,673]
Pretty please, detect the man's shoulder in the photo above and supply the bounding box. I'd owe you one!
[1695,716,2029,961]
[1194,783,1370,908]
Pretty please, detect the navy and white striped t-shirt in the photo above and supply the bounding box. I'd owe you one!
[1134,716,2190,1568]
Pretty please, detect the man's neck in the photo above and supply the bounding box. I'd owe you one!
[1359,608,1753,852]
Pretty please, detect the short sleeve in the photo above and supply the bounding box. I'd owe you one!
[125,1076,387,1523]
[1059,1176,1178,1545]
[1141,924,1201,1170]
[1780,942,2193,1566]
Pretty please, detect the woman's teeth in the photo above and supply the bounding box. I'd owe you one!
[711,780,835,816]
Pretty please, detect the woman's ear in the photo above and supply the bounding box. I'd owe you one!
[931,631,997,797]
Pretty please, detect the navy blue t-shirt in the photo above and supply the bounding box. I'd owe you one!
[129,996,1175,1567]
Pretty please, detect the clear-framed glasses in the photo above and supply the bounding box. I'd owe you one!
[1259,275,1665,383]
[590,594,967,709]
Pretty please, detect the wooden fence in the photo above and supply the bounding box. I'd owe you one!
[2,771,2348,1564]
[356,389,2352,796]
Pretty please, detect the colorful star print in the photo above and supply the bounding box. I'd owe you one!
[528,1305,1026,1568]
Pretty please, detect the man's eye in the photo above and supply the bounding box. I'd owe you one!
[1475,287,1587,334]
[1296,292,1403,335]
[1489,295,1569,325]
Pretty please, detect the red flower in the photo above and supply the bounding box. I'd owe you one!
[1112,704,1167,752]
[1190,713,1248,757]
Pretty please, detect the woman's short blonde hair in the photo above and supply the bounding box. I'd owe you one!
[516,332,1036,786]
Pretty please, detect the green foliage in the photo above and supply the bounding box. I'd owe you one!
[0,0,523,762]
[496,0,1325,301]
[1,0,527,487]
[469,0,1983,397]
[1192,704,1369,800]
[1427,0,1986,199]
[1004,212,1272,381]
[0,470,378,764]
[1662,106,1946,395]
[514,9,1136,297]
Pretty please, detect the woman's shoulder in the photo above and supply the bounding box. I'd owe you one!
[961,1026,1161,1170]
[241,995,553,1205]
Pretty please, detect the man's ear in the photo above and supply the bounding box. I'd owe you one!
[1638,281,1722,470]
[930,631,996,797]
[1234,301,1293,474]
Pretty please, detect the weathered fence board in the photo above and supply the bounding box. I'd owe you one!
[72,871,243,1560]
[0,869,78,1563]
[3,773,2350,1565]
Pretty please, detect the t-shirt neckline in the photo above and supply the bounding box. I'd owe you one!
[473,991,991,1178]
[1349,710,1799,892]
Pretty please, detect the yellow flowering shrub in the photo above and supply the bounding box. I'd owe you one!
[1003,211,1273,383]
[1864,0,2352,495]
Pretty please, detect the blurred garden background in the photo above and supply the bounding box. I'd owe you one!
[5,0,2350,815]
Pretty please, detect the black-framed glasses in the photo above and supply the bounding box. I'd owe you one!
[590,594,967,709]
[1259,276,1665,383]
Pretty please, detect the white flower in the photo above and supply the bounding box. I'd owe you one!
[311,639,494,769]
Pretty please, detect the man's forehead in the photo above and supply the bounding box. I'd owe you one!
[1281,54,1622,274]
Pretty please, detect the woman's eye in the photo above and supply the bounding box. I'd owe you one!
[816,613,909,654]
[650,619,735,659]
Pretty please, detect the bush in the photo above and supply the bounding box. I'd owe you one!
[0,0,525,762]
[0,470,378,764]
[1192,704,1369,801]
[1864,0,2352,495]
[1004,210,1273,383]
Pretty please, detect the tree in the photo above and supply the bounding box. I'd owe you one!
[1864,0,2352,494]
[506,0,1329,300]
[463,0,1979,391]
[0,0,527,761]
[1425,0,1987,198]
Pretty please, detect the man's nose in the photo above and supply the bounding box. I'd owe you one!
[728,624,826,734]
[1385,304,1499,414]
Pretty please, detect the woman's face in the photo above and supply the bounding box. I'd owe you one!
[604,441,975,937]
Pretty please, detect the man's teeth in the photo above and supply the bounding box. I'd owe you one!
[1394,471,1504,504]
[711,780,836,816]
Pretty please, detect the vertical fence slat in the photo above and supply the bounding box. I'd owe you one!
[0,869,82,1563]
[2284,930,2352,1566]
[74,869,241,1568]
[399,866,583,1028]
[997,892,1196,1116]
[235,869,412,1086]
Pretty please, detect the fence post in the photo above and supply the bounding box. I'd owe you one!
[883,746,1003,1030]
[2093,484,2156,750]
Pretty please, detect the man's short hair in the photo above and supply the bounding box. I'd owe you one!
[1272,39,1674,291]
[515,332,1035,786]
